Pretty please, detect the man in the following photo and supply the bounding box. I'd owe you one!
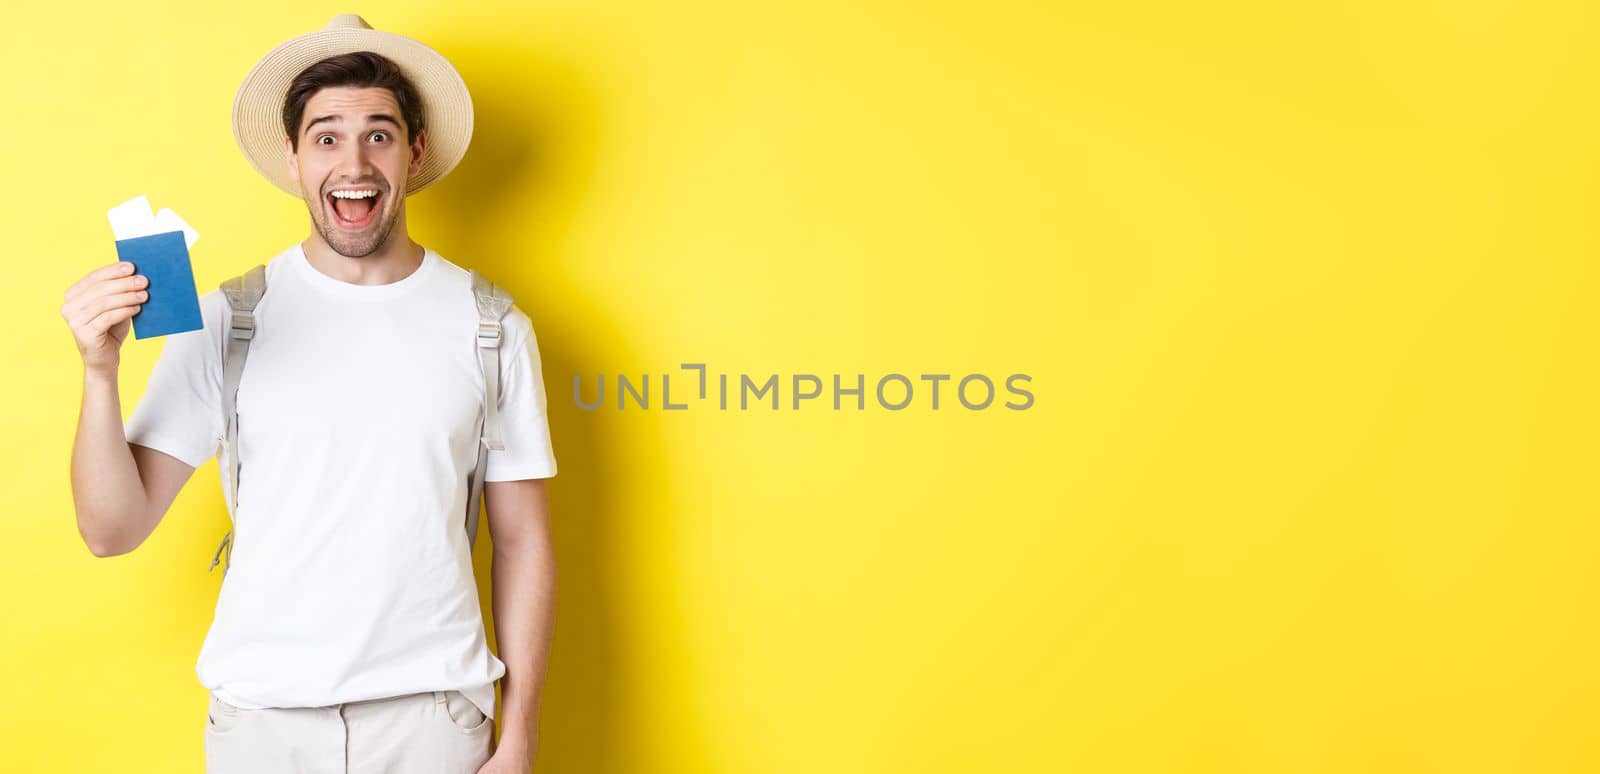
[63,14,555,773]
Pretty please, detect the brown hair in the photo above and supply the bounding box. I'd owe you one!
[282,51,425,152]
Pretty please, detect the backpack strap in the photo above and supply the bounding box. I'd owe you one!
[466,269,513,550]
[210,264,267,575]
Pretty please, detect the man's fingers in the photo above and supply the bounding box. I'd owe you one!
[62,275,147,317]
[65,262,135,303]
[64,290,145,329]
[87,304,141,337]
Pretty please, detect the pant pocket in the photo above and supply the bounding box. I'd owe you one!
[206,693,244,734]
[437,690,491,734]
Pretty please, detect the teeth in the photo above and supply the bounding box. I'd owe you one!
[330,190,379,199]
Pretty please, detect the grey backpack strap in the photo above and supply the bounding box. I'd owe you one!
[466,269,513,550]
[210,264,267,575]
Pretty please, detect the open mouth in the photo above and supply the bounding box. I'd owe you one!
[326,189,383,230]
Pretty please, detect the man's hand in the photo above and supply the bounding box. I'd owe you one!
[476,734,533,773]
[62,260,149,376]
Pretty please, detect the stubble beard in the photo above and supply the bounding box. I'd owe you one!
[306,189,399,259]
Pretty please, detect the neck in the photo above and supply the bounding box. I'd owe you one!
[301,231,424,286]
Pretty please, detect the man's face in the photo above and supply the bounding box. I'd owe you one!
[284,86,426,258]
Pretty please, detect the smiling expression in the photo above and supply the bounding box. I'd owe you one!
[284,86,428,258]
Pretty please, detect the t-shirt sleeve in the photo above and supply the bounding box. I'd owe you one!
[123,290,226,468]
[484,305,558,481]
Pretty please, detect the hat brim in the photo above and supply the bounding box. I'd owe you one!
[233,27,473,198]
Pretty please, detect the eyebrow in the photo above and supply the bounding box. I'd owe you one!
[303,113,402,136]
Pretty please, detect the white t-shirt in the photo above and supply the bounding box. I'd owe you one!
[123,242,557,721]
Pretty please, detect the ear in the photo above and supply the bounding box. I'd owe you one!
[408,127,428,178]
[283,136,300,187]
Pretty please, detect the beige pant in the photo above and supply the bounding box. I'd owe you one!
[203,689,494,773]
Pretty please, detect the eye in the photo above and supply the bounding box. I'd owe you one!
[371,131,390,142]
[316,134,334,145]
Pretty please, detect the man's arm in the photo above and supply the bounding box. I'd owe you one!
[72,369,149,555]
[64,260,198,556]
[72,368,197,557]
[484,477,557,761]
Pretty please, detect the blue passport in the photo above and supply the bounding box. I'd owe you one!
[114,230,203,339]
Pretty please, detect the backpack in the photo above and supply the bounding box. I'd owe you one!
[205,262,515,576]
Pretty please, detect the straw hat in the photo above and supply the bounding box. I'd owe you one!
[232,13,474,197]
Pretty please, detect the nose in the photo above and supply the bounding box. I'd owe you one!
[336,145,376,181]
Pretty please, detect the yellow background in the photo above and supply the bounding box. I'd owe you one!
[5,0,1598,771]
